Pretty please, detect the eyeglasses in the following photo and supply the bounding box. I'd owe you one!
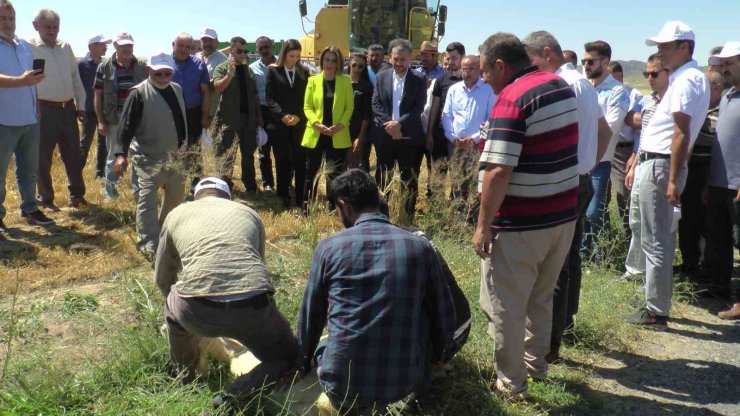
[581,58,602,66]
[233,48,246,55]
[642,70,665,79]
[153,71,173,77]
[351,63,365,69]
[461,67,477,72]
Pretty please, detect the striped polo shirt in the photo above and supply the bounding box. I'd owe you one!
[479,66,579,232]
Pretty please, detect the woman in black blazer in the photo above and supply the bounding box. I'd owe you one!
[264,39,309,208]
[345,52,374,172]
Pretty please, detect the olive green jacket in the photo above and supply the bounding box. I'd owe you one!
[212,61,258,132]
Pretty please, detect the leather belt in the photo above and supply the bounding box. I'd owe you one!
[193,292,271,309]
[639,151,670,162]
[616,141,634,147]
[38,99,75,109]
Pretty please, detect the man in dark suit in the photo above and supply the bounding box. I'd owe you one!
[372,38,427,223]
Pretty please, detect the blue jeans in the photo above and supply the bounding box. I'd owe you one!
[0,123,40,220]
[582,161,611,257]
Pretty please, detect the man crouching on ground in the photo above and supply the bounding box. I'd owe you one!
[295,169,457,414]
[154,177,300,392]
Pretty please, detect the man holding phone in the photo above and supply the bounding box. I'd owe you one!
[30,8,87,211]
[0,0,56,237]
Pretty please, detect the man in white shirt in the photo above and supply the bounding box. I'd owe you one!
[624,21,710,329]
[608,62,643,241]
[195,27,227,119]
[441,55,496,202]
[580,40,629,260]
[523,30,611,362]
[30,8,87,211]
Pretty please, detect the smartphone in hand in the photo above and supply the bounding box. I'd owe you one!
[32,59,45,74]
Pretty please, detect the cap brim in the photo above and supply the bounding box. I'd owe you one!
[200,34,216,40]
[115,40,134,46]
[645,37,664,46]
[148,64,174,71]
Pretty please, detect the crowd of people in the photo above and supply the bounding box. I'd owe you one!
[1,0,739,413]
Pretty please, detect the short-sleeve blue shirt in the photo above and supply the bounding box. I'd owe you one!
[172,54,210,110]
[0,36,38,126]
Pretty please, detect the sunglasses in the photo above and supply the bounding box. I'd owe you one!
[581,58,602,66]
[351,63,365,69]
[153,71,173,77]
[642,70,665,79]
[233,48,246,55]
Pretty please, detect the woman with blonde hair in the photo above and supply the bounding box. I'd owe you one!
[301,46,353,214]
[264,39,309,208]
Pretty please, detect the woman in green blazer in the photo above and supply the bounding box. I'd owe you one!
[301,46,354,214]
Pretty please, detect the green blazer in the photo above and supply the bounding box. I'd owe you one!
[302,72,354,149]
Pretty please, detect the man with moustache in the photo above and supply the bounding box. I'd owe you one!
[113,52,188,257]
[624,21,710,329]
[581,40,629,259]
[79,34,111,179]
[195,27,227,120]
[94,32,147,199]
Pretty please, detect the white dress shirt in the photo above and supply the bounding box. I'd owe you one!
[640,60,710,155]
[556,63,603,174]
[29,37,86,110]
[592,74,629,162]
[392,70,407,121]
[618,85,643,143]
[441,78,496,144]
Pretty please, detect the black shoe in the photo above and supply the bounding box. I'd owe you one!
[0,219,8,239]
[624,308,667,330]
[69,197,89,208]
[38,200,61,212]
[21,210,55,226]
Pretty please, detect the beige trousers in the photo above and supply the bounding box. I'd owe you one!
[479,221,575,395]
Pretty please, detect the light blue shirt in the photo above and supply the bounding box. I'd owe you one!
[414,63,444,82]
[0,36,38,126]
[441,78,496,144]
[249,57,275,104]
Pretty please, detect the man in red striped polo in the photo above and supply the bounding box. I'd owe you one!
[472,32,579,401]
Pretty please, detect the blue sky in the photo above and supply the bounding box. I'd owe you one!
[12,0,739,65]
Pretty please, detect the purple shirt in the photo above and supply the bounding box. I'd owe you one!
[172,54,209,110]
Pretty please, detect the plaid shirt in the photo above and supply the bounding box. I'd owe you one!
[296,213,456,403]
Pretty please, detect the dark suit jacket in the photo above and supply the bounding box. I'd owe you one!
[264,65,308,131]
[371,69,426,147]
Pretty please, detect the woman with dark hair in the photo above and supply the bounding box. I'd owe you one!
[301,46,354,214]
[265,39,309,208]
[345,52,374,172]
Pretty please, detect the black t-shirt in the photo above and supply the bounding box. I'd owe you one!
[323,78,335,127]
[154,85,187,147]
[236,65,248,114]
[350,78,373,139]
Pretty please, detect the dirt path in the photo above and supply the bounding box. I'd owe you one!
[573,298,740,415]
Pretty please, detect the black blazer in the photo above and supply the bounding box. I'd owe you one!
[371,69,426,147]
[264,65,308,131]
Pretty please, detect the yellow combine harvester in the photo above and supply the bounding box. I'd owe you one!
[298,0,447,60]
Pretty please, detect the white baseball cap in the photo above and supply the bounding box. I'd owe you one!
[113,32,134,46]
[645,21,695,46]
[147,52,176,71]
[194,177,231,197]
[200,27,218,40]
[88,34,112,45]
[708,41,740,65]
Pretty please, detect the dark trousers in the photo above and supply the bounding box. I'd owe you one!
[79,111,107,178]
[551,175,594,354]
[217,119,257,192]
[704,186,739,300]
[164,285,300,384]
[185,106,203,188]
[258,106,275,188]
[678,158,710,271]
[346,138,373,173]
[38,103,85,203]
[422,127,450,196]
[269,125,306,205]
[375,138,422,222]
[303,136,347,206]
